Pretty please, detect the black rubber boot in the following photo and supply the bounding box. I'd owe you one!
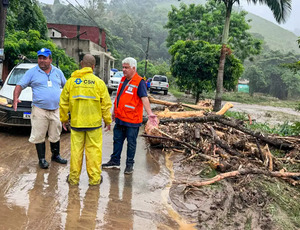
[35,142,49,169]
[50,141,67,164]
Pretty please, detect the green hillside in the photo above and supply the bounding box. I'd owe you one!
[246,12,300,54]
[41,0,300,61]
[161,1,299,55]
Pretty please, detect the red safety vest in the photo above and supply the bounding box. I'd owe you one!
[114,73,143,124]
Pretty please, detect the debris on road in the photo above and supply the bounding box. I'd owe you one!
[144,95,300,186]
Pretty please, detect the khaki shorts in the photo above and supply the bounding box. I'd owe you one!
[29,106,62,144]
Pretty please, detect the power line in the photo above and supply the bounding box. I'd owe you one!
[73,0,101,27]
[64,0,100,28]
[64,0,91,23]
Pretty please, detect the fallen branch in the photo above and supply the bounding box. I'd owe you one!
[148,95,213,111]
[156,109,206,119]
[265,144,273,171]
[276,158,300,163]
[176,168,300,187]
[155,102,233,119]
[255,138,264,162]
[203,124,243,157]
[141,133,217,162]
[160,115,294,150]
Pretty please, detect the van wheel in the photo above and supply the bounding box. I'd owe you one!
[164,90,168,95]
[150,89,153,93]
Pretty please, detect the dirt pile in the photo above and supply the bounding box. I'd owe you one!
[145,95,300,230]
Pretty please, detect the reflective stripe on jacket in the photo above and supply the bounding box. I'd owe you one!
[59,67,112,128]
[114,72,143,124]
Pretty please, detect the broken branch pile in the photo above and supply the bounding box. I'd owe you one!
[144,96,300,187]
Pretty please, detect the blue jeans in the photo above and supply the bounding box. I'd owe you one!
[110,124,139,166]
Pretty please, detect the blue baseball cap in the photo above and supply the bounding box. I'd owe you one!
[37,48,52,57]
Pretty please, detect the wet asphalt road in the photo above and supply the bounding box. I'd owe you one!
[0,92,190,230]
[0,125,184,229]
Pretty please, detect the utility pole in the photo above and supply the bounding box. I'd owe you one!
[142,36,151,78]
[0,0,9,81]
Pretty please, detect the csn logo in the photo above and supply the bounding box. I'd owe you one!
[74,79,95,85]
[74,78,82,84]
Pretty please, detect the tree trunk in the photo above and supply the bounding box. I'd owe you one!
[0,3,8,48]
[214,44,226,111]
[214,4,232,111]
[148,95,213,111]
[195,91,201,105]
[0,2,8,81]
[155,102,233,119]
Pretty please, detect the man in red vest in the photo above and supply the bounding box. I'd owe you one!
[102,57,157,174]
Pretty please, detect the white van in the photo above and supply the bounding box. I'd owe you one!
[107,71,123,94]
[0,63,37,126]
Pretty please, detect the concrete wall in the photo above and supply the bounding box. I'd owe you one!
[48,28,62,38]
[51,37,114,84]
[47,23,106,49]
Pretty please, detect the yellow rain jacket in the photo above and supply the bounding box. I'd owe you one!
[59,67,112,128]
[59,67,112,185]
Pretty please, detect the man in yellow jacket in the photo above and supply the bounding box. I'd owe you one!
[59,54,112,185]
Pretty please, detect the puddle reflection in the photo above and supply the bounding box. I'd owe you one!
[26,165,61,229]
[103,170,133,229]
[65,185,100,230]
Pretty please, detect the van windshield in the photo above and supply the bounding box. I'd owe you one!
[154,76,167,82]
[7,69,29,85]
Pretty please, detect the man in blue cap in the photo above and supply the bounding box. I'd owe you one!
[13,48,68,169]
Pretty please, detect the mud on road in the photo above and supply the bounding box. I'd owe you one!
[0,92,299,229]
[148,93,300,230]
[0,122,189,229]
[229,101,300,126]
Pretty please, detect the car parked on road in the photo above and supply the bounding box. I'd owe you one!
[108,71,123,94]
[149,75,169,95]
[0,63,37,127]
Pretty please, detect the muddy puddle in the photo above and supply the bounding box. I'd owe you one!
[0,124,195,229]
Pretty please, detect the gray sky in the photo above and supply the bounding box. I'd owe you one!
[240,0,299,35]
[39,0,299,35]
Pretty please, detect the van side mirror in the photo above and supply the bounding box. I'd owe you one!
[0,79,3,87]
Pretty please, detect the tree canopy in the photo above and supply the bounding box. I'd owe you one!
[39,0,170,68]
[165,1,262,62]
[6,0,48,39]
[3,0,79,78]
[212,0,292,110]
[4,29,78,79]
[169,40,243,103]
[243,50,300,99]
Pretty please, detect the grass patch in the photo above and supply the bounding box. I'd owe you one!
[224,111,248,121]
[244,121,300,136]
[171,88,300,136]
[244,216,252,230]
[258,180,300,229]
[200,166,218,179]
[169,87,195,104]
[170,88,299,109]
[202,91,299,109]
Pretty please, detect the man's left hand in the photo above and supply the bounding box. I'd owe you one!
[104,123,111,131]
[148,114,158,126]
[62,122,69,131]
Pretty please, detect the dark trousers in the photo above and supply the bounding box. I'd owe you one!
[110,124,139,166]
